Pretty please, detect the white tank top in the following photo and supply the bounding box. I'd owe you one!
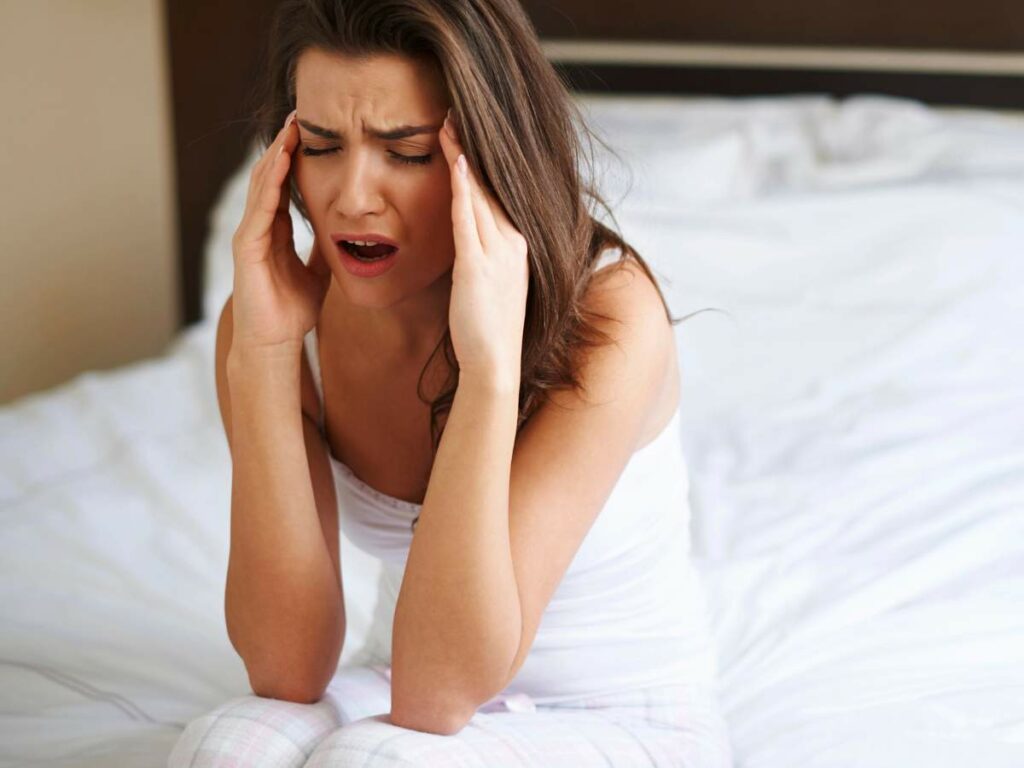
[302,249,721,709]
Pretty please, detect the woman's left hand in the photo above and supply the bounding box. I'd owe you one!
[439,108,529,388]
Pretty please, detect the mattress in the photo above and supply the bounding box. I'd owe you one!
[2,93,1023,767]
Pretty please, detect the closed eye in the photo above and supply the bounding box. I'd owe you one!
[299,146,432,166]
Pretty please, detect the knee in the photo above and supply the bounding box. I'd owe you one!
[168,693,342,768]
[303,714,460,768]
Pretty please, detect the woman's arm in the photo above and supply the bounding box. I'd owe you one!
[217,299,344,703]
[388,109,530,733]
[389,370,522,733]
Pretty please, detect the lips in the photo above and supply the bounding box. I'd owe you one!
[331,232,399,249]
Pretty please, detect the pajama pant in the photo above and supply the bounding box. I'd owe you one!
[167,664,734,767]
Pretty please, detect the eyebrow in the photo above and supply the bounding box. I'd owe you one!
[296,118,440,141]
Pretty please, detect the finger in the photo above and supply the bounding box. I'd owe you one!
[249,110,297,208]
[441,110,523,243]
[439,110,500,252]
[253,112,299,229]
[238,146,294,257]
[446,117,500,248]
[278,153,293,214]
[447,153,481,258]
[450,151,481,258]
[438,112,481,257]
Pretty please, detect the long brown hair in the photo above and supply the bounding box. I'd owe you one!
[247,0,708,465]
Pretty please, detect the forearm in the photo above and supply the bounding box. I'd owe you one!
[224,347,344,698]
[390,372,522,725]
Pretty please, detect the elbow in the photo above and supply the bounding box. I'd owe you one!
[389,696,476,736]
[387,657,504,735]
[235,627,346,705]
[249,671,329,704]
[245,650,340,704]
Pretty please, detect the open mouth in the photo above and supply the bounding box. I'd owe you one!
[338,240,398,261]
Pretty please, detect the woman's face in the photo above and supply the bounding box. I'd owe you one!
[292,48,453,307]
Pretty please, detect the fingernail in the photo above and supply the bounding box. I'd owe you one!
[284,109,296,128]
[457,154,467,176]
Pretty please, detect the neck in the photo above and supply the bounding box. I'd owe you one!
[323,272,452,367]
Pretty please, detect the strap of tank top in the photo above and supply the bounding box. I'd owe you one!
[302,328,326,432]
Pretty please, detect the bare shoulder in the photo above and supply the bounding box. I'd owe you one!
[584,255,675,369]
[577,254,679,436]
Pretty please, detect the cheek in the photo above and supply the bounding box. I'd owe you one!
[411,168,452,219]
[418,182,456,246]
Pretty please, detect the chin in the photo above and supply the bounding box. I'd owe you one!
[331,277,400,308]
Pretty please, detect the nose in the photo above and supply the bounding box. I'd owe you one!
[331,150,385,218]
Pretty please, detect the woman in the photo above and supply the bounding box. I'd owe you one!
[169,0,733,765]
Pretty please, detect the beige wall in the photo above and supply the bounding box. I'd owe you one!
[0,0,179,404]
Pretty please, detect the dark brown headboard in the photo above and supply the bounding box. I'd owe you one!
[166,0,1024,329]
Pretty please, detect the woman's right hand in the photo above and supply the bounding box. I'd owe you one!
[230,109,331,353]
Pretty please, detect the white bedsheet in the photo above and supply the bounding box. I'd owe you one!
[2,94,1023,767]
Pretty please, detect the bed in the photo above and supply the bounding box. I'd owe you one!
[3,2,1024,766]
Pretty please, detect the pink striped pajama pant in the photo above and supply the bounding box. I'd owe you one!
[167,664,733,767]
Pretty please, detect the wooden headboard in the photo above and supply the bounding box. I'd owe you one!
[165,0,1024,329]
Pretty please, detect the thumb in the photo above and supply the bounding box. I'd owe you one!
[278,164,294,214]
[270,210,295,260]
